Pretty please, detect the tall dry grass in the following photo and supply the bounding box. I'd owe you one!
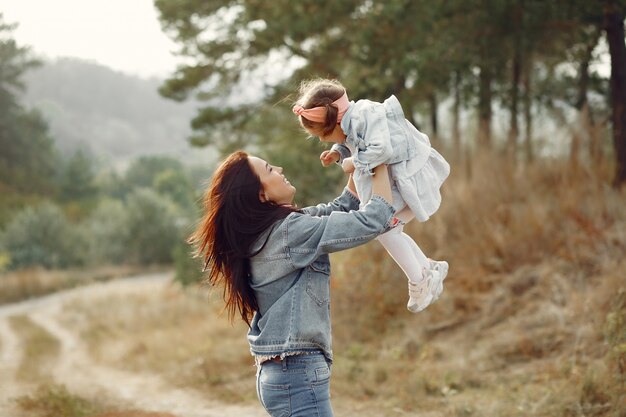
[328,153,626,414]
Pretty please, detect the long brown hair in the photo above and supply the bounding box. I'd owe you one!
[295,78,346,136]
[189,151,297,326]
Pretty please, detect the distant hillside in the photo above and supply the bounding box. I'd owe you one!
[20,57,216,166]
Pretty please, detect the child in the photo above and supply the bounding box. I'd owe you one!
[292,78,450,313]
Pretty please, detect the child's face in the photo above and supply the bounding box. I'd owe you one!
[308,124,346,144]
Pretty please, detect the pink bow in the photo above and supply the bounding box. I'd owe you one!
[292,91,350,123]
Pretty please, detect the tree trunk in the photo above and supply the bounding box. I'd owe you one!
[575,28,601,167]
[604,1,626,187]
[452,70,462,162]
[478,65,492,149]
[507,0,523,159]
[508,45,522,159]
[523,54,533,163]
[429,92,438,141]
[406,102,421,131]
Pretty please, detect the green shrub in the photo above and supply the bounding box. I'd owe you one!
[173,241,204,286]
[124,188,182,264]
[0,202,87,269]
[83,199,130,265]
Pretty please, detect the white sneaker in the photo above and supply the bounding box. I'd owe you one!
[428,259,448,301]
[407,268,443,313]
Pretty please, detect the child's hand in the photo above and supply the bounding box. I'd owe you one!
[320,150,340,167]
[341,157,355,174]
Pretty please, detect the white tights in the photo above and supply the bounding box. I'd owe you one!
[375,207,429,283]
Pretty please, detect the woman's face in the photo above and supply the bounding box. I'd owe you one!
[248,156,296,205]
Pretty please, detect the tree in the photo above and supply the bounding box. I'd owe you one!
[83,199,130,265]
[124,188,182,264]
[125,155,185,189]
[155,0,621,183]
[59,150,98,201]
[0,14,39,108]
[603,0,626,186]
[0,14,58,194]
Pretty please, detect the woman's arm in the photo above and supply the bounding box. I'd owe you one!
[286,166,394,268]
[300,174,360,217]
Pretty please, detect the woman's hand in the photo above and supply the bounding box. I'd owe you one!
[341,157,355,174]
[320,150,340,167]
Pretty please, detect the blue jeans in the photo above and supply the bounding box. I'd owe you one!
[256,352,334,417]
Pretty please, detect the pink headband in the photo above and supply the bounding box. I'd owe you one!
[292,91,350,124]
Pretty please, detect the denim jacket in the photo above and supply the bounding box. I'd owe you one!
[331,95,432,176]
[246,189,396,363]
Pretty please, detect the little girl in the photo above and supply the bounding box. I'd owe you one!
[292,78,450,313]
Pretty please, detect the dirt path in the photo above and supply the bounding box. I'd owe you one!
[0,272,266,417]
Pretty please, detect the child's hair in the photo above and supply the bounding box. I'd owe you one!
[295,78,346,136]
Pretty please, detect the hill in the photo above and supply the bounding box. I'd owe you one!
[20,57,215,166]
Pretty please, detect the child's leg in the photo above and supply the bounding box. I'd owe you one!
[376,224,429,283]
[381,207,431,280]
[377,207,445,313]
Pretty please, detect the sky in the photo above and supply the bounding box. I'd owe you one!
[0,0,180,78]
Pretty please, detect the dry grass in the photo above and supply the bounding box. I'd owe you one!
[0,265,162,305]
[51,154,625,416]
[8,315,59,383]
[326,155,626,415]
[14,384,175,417]
[15,384,103,417]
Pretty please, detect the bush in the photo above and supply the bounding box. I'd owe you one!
[82,199,130,265]
[0,202,87,269]
[124,188,182,264]
[172,241,204,286]
[154,168,197,214]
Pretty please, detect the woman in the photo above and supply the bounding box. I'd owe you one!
[190,151,395,416]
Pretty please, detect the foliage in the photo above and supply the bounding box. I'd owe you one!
[173,240,204,286]
[0,108,59,195]
[0,13,40,106]
[82,199,130,265]
[125,155,185,189]
[154,168,197,213]
[0,202,87,270]
[0,15,208,272]
[0,14,58,195]
[59,150,98,202]
[124,188,183,264]
[154,0,625,186]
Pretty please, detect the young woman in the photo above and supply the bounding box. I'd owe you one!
[190,150,395,416]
